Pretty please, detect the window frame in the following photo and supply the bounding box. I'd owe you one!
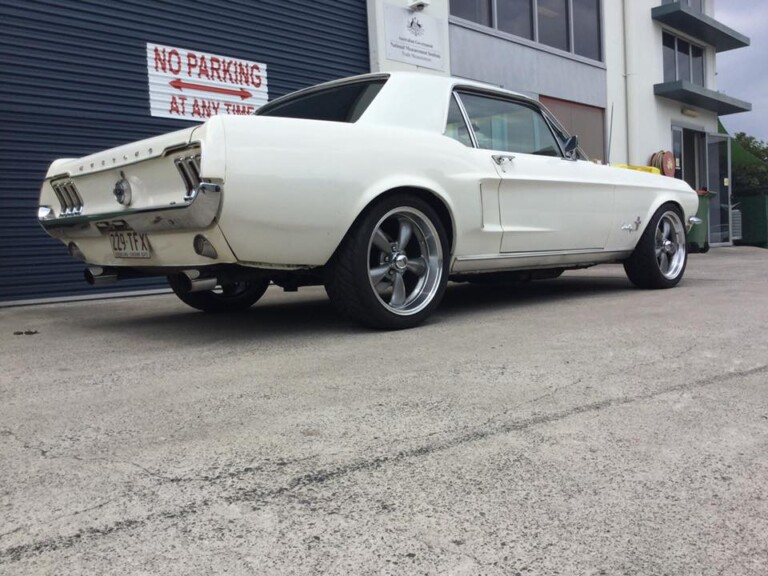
[443,92,476,148]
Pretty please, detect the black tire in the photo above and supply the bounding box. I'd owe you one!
[325,194,450,329]
[624,203,688,289]
[167,275,270,312]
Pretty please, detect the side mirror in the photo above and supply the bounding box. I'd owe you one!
[563,135,579,159]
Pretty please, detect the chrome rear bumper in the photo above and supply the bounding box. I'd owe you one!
[39,183,222,239]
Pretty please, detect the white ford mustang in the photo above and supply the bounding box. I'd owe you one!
[39,72,699,329]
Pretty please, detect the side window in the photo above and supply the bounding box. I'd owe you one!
[444,94,473,147]
[457,92,562,157]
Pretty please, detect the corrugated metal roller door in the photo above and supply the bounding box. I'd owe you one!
[0,0,369,303]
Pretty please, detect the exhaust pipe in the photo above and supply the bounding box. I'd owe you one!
[177,270,218,293]
[187,277,218,292]
[84,266,118,285]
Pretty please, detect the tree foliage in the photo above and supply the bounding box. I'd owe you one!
[735,133,768,163]
[733,132,768,191]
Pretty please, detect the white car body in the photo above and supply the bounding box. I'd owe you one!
[38,72,699,328]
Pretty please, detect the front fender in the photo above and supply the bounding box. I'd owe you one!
[606,174,698,252]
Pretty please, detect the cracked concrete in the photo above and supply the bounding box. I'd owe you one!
[1,246,768,575]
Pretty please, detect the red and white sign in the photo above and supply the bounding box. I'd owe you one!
[147,43,268,121]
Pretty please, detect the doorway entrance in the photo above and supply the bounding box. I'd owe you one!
[672,127,732,245]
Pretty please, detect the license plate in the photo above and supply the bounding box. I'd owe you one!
[109,230,151,259]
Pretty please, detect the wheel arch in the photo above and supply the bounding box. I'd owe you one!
[638,197,688,238]
[329,185,456,264]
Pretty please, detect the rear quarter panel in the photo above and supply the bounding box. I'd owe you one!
[214,116,497,267]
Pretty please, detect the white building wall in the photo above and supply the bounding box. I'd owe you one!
[367,0,451,74]
[605,0,719,166]
[603,0,628,164]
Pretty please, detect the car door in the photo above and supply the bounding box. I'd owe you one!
[456,91,615,254]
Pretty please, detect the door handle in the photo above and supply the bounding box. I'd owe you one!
[492,154,515,173]
[492,154,516,165]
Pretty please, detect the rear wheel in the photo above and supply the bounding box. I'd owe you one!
[167,275,270,312]
[624,204,687,289]
[325,195,449,329]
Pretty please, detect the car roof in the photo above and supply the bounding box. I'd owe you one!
[259,71,542,134]
[293,71,535,101]
[370,72,541,132]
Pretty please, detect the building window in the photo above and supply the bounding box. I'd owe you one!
[450,0,493,27]
[497,0,533,40]
[662,31,705,86]
[450,0,602,61]
[573,0,601,60]
[537,0,569,51]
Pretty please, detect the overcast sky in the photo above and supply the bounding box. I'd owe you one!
[714,0,768,141]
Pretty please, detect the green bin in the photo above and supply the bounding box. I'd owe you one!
[688,190,715,253]
[734,187,768,248]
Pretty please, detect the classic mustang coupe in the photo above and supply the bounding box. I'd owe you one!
[38,72,699,329]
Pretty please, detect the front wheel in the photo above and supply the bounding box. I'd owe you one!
[624,204,688,289]
[325,195,449,329]
[167,275,270,312]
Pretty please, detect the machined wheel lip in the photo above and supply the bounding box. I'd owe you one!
[655,210,686,280]
[367,206,443,317]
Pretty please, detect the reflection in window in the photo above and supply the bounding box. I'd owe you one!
[573,0,601,60]
[449,0,492,27]
[444,95,473,147]
[458,92,561,156]
[498,0,533,40]
[538,0,569,51]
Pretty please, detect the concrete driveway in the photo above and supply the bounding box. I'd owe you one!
[1,247,767,575]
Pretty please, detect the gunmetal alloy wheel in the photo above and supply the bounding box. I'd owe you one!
[367,207,443,317]
[623,203,688,289]
[655,210,686,280]
[325,194,450,329]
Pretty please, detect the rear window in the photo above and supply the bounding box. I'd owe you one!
[256,78,387,123]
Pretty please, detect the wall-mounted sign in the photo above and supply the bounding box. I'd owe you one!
[147,43,268,121]
[384,4,445,72]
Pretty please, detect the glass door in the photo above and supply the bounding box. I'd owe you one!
[707,134,731,244]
